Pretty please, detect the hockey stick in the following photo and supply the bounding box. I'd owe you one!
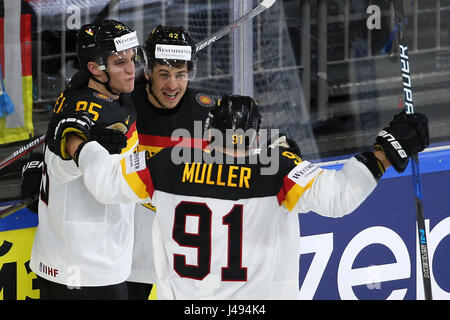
[0,135,45,171]
[194,0,276,53]
[0,196,37,220]
[393,0,432,300]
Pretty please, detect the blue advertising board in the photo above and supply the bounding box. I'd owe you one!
[299,147,450,300]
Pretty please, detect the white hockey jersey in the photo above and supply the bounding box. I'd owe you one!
[30,88,151,287]
[76,143,377,298]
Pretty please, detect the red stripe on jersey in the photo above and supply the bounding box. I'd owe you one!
[126,121,137,139]
[136,162,155,198]
[276,175,296,205]
[139,133,208,149]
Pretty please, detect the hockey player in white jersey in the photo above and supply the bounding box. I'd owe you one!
[67,94,428,299]
[30,19,150,299]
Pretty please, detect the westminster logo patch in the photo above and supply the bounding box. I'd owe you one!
[125,151,147,174]
[196,93,215,107]
[287,161,323,187]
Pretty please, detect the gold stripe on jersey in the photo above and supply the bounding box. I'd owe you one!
[139,144,164,157]
[142,202,157,212]
[282,172,320,212]
[119,128,151,200]
[120,156,150,200]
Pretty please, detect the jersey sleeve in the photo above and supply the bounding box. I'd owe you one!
[44,145,82,183]
[77,140,153,204]
[280,156,377,217]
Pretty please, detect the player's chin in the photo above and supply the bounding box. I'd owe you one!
[121,82,135,93]
[161,101,179,109]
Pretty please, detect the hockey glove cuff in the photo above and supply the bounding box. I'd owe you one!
[355,151,385,181]
[49,112,94,160]
[49,110,127,161]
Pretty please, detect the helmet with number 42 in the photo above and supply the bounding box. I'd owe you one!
[145,25,197,80]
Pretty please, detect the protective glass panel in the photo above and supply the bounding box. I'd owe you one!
[5,0,450,161]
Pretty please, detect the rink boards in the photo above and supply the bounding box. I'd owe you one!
[301,146,450,299]
[1,146,449,300]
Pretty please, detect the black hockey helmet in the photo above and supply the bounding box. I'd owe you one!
[77,19,145,73]
[144,25,196,75]
[205,95,261,149]
[76,19,146,94]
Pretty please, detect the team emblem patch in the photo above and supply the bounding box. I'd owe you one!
[196,93,215,107]
[93,92,113,102]
[85,28,93,36]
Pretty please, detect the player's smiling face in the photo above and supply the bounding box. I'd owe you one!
[148,63,189,109]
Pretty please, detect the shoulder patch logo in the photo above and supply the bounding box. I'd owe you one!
[196,93,215,107]
[93,92,113,102]
[287,161,323,187]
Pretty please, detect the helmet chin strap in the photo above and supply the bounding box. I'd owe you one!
[90,71,122,96]
[88,59,122,96]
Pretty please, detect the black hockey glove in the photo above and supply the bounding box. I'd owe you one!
[21,152,44,214]
[374,110,429,172]
[92,123,128,155]
[47,111,95,160]
[48,111,128,163]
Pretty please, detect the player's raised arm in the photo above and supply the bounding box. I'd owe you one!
[77,138,153,205]
[288,110,429,217]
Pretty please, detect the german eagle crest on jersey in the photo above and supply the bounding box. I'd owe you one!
[195,93,215,107]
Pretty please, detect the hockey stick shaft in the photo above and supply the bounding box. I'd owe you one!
[195,0,276,53]
[394,0,432,300]
[0,196,37,219]
[0,135,45,171]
